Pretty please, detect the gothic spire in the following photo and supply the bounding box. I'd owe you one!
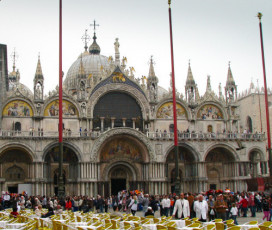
[206,75,212,93]
[35,54,43,77]
[78,55,86,76]
[186,60,195,85]
[226,61,235,86]
[148,56,156,78]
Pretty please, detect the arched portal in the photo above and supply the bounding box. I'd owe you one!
[205,147,236,191]
[0,147,33,193]
[108,164,134,195]
[99,134,149,196]
[44,145,79,195]
[166,145,197,192]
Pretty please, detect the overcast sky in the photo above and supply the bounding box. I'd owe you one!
[0,0,272,96]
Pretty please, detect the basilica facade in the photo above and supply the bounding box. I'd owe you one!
[0,32,268,196]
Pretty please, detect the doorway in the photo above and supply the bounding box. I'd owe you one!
[14,122,21,131]
[8,186,18,193]
[111,179,126,195]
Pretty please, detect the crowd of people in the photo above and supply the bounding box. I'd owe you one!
[1,190,271,223]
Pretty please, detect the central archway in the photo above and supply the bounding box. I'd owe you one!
[98,133,149,196]
[108,164,134,195]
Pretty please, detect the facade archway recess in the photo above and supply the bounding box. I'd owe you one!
[44,145,79,196]
[0,147,33,193]
[93,92,143,132]
[98,134,149,196]
[166,145,198,193]
[205,147,238,192]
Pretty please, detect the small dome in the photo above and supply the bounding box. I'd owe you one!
[9,82,33,96]
[157,86,168,100]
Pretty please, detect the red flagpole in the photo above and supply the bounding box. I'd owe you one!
[58,0,64,197]
[168,0,180,194]
[257,13,272,177]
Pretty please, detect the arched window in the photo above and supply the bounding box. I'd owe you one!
[93,92,143,131]
[14,122,21,131]
[247,116,253,133]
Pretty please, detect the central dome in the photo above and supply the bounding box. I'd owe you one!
[64,33,111,90]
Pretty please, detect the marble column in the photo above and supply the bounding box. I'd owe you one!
[111,117,116,128]
[132,118,136,129]
[100,117,105,132]
[122,118,126,127]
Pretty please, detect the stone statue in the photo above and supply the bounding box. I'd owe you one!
[114,38,120,54]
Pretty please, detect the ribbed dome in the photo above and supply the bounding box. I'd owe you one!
[64,53,111,88]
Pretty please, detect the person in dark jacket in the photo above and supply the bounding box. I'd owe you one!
[145,206,154,217]
[41,207,54,218]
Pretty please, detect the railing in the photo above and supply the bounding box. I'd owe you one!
[0,130,101,138]
[146,132,266,141]
[0,129,266,141]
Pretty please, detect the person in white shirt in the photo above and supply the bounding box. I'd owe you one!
[230,203,238,225]
[161,195,171,217]
[172,193,190,219]
[194,195,208,222]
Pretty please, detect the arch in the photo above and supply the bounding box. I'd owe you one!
[88,84,150,120]
[5,165,25,181]
[156,101,188,119]
[103,161,138,181]
[91,128,155,162]
[164,143,200,162]
[0,143,36,162]
[156,100,190,120]
[247,147,265,161]
[93,92,143,130]
[43,98,79,117]
[2,99,34,117]
[207,167,220,190]
[196,102,226,120]
[246,116,253,133]
[99,135,146,163]
[203,143,239,162]
[42,141,82,162]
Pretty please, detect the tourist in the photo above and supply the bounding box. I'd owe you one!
[65,197,72,211]
[161,195,170,217]
[35,205,42,217]
[142,194,149,215]
[239,195,248,217]
[145,206,154,217]
[194,195,208,222]
[10,207,19,218]
[110,205,123,219]
[230,203,238,225]
[128,195,138,216]
[41,207,54,218]
[262,197,270,221]
[214,194,227,220]
[207,195,215,221]
[172,193,190,219]
[55,205,63,215]
[248,192,256,217]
